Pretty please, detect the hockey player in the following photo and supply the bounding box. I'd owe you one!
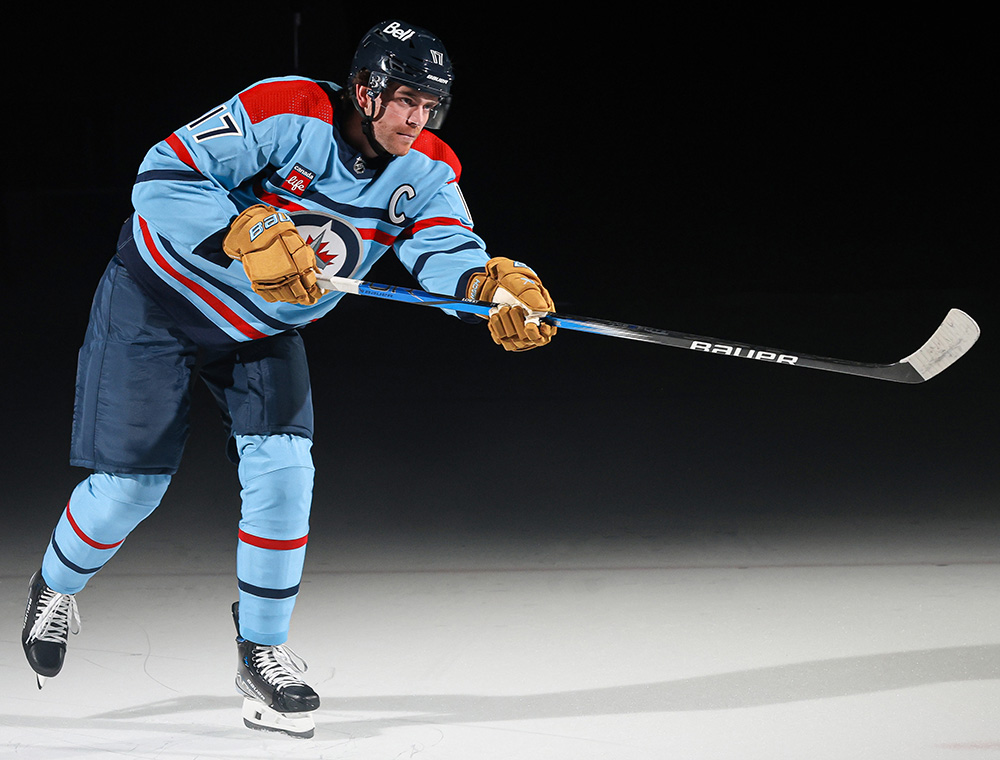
[21,19,556,739]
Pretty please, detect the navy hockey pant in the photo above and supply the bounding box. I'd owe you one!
[41,256,315,644]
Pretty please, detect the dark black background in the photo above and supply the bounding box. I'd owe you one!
[3,7,995,545]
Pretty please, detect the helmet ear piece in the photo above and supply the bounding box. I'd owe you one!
[366,72,388,98]
[347,70,384,119]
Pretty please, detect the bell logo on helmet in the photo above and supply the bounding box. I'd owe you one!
[382,21,415,41]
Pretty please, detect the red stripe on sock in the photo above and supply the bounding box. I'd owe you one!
[238,529,309,550]
[65,500,125,551]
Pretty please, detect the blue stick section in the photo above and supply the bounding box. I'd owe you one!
[354,280,494,317]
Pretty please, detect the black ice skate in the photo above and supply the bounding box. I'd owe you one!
[232,602,319,738]
[21,570,81,689]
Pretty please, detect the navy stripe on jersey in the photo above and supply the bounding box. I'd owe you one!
[257,170,404,228]
[411,241,485,280]
[136,168,206,183]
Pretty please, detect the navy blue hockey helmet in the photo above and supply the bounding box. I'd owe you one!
[349,20,454,129]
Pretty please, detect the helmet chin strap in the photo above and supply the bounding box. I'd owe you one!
[361,117,391,159]
[355,85,393,160]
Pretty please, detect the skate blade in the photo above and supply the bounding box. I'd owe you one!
[241,698,315,739]
[35,674,47,690]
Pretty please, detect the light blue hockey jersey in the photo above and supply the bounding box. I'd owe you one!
[118,76,489,347]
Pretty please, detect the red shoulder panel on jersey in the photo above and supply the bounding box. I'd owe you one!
[239,79,335,125]
[413,131,462,181]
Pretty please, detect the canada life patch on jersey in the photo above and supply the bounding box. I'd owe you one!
[289,210,363,277]
[282,164,316,196]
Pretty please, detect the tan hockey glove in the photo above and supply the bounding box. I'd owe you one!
[466,257,557,351]
[223,205,323,306]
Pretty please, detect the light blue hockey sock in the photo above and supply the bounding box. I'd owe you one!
[234,434,314,645]
[42,473,170,594]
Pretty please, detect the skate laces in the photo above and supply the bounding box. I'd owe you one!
[29,588,81,644]
[252,644,309,688]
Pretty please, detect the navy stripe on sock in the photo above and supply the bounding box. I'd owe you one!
[50,533,103,576]
[237,579,300,599]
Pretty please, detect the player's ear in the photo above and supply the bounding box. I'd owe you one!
[356,85,376,113]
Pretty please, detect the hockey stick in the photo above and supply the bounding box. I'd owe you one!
[315,272,979,384]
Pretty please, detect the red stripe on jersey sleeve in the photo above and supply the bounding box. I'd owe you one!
[239,79,335,125]
[165,132,201,173]
[361,227,398,247]
[407,216,474,236]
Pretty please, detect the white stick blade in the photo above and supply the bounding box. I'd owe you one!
[902,309,980,381]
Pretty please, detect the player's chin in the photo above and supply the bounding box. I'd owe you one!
[390,135,419,155]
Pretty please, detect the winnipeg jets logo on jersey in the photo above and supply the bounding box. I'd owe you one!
[289,211,363,277]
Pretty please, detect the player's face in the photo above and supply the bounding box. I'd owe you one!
[366,85,440,155]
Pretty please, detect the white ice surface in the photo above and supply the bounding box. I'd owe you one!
[3,510,1000,760]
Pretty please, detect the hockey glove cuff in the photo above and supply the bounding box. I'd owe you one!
[466,257,556,352]
[223,205,323,306]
